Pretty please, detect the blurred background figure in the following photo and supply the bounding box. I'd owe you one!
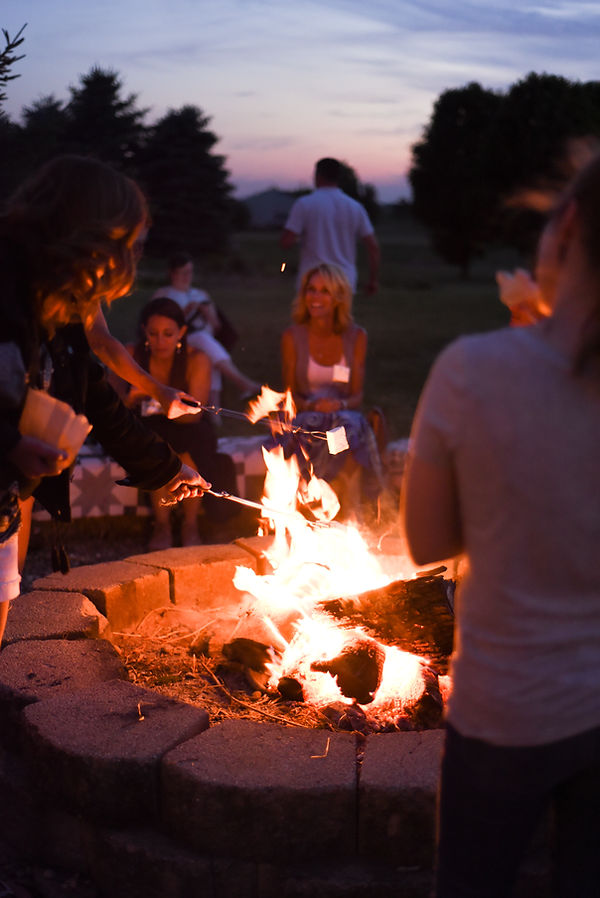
[280,157,380,297]
[153,251,259,407]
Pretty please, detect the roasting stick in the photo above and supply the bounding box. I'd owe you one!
[204,488,331,529]
[180,397,330,442]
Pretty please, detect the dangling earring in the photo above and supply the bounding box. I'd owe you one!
[144,339,150,350]
[176,341,182,354]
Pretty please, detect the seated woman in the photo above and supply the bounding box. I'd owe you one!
[280,262,384,518]
[112,297,236,549]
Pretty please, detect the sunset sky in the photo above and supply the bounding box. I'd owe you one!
[3,1,600,202]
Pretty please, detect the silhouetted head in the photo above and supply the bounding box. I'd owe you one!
[535,150,600,372]
[315,158,341,187]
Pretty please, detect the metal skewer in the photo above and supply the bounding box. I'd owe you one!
[204,488,330,529]
[180,398,329,441]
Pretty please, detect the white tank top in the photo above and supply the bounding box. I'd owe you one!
[307,354,347,391]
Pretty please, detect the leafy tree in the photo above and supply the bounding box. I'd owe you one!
[338,161,379,223]
[136,104,234,255]
[487,73,600,256]
[64,66,148,168]
[409,82,502,277]
[410,73,600,273]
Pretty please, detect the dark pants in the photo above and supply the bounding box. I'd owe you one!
[435,721,600,898]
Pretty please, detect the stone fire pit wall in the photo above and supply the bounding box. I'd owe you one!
[0,541,448,897]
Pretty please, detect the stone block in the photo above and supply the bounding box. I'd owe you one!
[278,861,433,898]
[3,590,110,645]
[162,719,357,863]
[125,544,254,609]
[358,730,444,867]
[21,678,209,824]
[89,827,213,898]
[0,638,126,738]
[33,561,170,631]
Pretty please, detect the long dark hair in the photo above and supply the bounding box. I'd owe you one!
[136,296,189,389]
[552,152,600,373]
[1,154,149,332]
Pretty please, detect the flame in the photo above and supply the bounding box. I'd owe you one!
[246,386,289,424]
[234,382,437,719]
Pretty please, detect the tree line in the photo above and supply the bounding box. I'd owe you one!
[409,72,600,276]
[0,57,241,257]
[0,29,379,257]
[4,28,597,273]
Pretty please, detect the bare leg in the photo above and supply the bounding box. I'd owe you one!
[0,601,9,646]
[179,451,202,546]
[18,496,34,574]
[331,456,362,521]
[148,495,172,551]
[181,496,202,546]
[0,530,20,646]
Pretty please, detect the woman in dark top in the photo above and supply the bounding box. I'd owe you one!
[116,297,237,548]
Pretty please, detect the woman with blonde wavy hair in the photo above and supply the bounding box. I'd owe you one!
[0,155,209,644]
[279,262,384,518]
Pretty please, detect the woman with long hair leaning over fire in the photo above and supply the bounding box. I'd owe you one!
[402,153,600,896]
[0,155,210,645]
[279,262,384,519]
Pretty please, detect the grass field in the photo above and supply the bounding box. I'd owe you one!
[105,212,519,441]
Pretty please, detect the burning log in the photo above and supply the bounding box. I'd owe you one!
[277,676,304,702]
[310,635,386,705]
[319,568,454,673]
[222,637,274,671]
[398,665,444,731]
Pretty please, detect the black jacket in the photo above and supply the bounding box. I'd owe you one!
[0,237,181,521]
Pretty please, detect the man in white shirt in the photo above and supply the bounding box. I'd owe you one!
[280,158,380,295]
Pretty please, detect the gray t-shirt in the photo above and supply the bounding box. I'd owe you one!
[410,324,600,746]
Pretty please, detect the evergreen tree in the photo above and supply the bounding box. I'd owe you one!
[21,95,68,167]
[0,24,25,111]
[136,104,234,255]
[64,66,148,168]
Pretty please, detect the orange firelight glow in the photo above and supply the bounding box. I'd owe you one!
[230,388,436,718]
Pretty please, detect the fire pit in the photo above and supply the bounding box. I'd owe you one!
[0,533,459,898]
[114,539,454,736]
[0,393,464,894]
[112,388,455,734]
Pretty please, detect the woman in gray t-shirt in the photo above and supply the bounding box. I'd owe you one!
[403,154,600,897]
